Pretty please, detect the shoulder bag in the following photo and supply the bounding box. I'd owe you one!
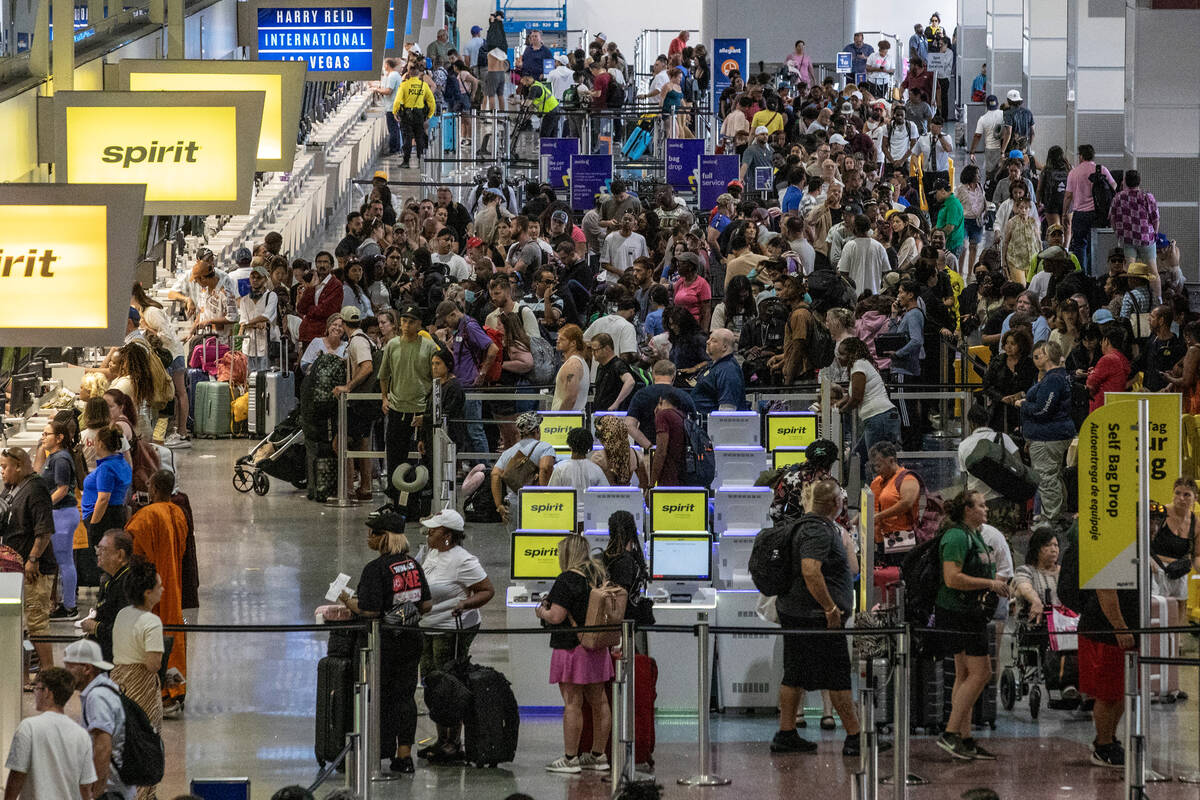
[501,442,542,494]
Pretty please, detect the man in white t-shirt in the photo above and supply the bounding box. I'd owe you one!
[549,427,610,499]
[838,214,890,296]
[968,95,1006,178]
[4,666,96,800]
[583,297,639,362]
[599,212,648,283]
[431,228,471,282]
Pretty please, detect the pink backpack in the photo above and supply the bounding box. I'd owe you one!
[189,337,230,376]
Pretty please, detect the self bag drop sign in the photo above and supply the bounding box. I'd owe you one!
[0,185,144,347]
[51,91,264,216]
[238,0,390,81]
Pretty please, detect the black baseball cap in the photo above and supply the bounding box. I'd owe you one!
[397,304,422,321]
[366,511,406,533]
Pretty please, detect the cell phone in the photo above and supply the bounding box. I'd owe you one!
[303,270,315,282]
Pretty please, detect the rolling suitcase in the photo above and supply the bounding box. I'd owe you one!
[859,657,894,730]
[620,116,654,161]
[315,655,356,767]
[248,366,297,436]
[306,440,337,502]
[1147,594,1176,697]
[941,620,999,729]
[910,657,945,733]
[459,663,520,767]
[193,380,232,438]
[186,368,207,432]
[580,653,658,766]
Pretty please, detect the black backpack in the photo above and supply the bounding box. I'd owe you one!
[1090,165,1115,226]
[899,530,947,634]
[807,311,836,370]
[463,468,502,523]
[86,684,165,786]
[749,518,803,597]
[606,78,626,109]
[680,414,716,488]
[1056,521,1084,613]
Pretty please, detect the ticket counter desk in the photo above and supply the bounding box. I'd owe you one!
[505,530,570,710]
[645,531,717,714]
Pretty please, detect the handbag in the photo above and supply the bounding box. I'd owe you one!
[500,444,541,493]
[383,598,422,630]
[882,528,916,554]
[873,331,909,356]
[1047,605,1080,652]
[963,430,1038,503]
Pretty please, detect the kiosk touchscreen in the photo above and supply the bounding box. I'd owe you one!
[510,531,567,598]
[773,448,808,470]
[765,412,818,451]
[518,487,577,530]
[707,411,760,446]
[583,486,645,531]
[649,533,712,601]
[538,412,585,452]
[649,487,709,533]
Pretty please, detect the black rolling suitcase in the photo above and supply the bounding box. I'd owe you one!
[460,663,520,767]
[315,656,356,767]
[910,657,945,733]
[941,620,1000,729]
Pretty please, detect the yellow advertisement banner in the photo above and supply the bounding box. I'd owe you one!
[650,488,708,532]
[1078,400,1138,590]
[765,412,818,451]
[0,205,107,328]
[1105,392,1181,506]
[510,533,564,581]
[129,72,282,161]
[519,489,576,531]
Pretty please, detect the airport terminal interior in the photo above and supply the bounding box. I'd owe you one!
[2,1,1200,799]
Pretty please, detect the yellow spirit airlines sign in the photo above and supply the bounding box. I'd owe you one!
[51,91,264,215]
[117,59,307,173]
[0,185,144,347]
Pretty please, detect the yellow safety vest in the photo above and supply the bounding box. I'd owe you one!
[529,81,559,114]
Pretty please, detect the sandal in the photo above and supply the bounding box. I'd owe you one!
[820,715,837,730]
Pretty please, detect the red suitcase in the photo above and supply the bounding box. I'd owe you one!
[873,566,901,605]
[580,653,657,767]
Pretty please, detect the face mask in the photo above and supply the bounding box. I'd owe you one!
[464,290,476,304]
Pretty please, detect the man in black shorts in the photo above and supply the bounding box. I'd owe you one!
[772,479,866,756]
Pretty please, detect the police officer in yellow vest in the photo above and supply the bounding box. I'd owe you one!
[393,63,437,168]
[518,75,563,138]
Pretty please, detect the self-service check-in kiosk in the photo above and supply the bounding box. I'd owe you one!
[764,411,818,452]
[505,530,571,709]
[713,486,772,584]
[517,486,577,530]
[582,485,646,554]
[539,411,585,454]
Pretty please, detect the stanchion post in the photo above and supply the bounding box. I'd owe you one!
[1134,398,1167,783]
[336,391,349,507]
[1124,650,1146,799]
[677,615,730,787]
[883,588,926,795]
[610,619,637,796]
[857,665,878,800]
[1181,667,1200,782]
[355,645,370,797]
[367,618,397,784]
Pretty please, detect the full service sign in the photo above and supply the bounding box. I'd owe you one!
[0,185,144,347]
[666,138,704,192]
[712,38,748,118]
[698,154,738,211]
[52,91,264,216]
[239,0,389,81]
[569,154,612,212]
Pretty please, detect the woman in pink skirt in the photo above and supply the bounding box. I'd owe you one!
[534,534,614,774]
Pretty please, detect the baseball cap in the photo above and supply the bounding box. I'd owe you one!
[675,252,701,268]
[128,306,140,324]
[366,511,407,533]
[234,247,253,264]
[421,508,465,531]
[466,236,484,249]
[250,264,270,278]
[551,209,569,224]
[63,639,113,671]
[340,305,361,323]
[409,43,422,55]
[754,125,770,135]
[851,91,862,99]
[828,133,848,145]
[373,170,388,181]
[1156,232,1172,249]
[470,25,481,34]
[1006,89,1022,102]
[1092,309,1115,325]
[554,53,568,65]
[434,300,458,325]
[397,304,422,321]
[985,94,999,109]
[840,102,853,114]
[516,411,543,435]
[1039,245,1068,261]
[1008,149,1024,159]
[726,179,744,190]
[595,32,607,41]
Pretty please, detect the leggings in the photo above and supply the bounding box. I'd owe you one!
[51,506,81,608]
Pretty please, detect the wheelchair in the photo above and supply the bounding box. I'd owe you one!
[1000,604,1082,720]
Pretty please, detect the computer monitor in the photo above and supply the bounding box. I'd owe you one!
[518,487,577,530]
[649,487,709,533]
[649,533,712,598]
[765,412,818,451]
[583,486,645,531]
[539,411,586,451]
[510,531,568,583]
[773,448,808,470]
[6,373,38,416]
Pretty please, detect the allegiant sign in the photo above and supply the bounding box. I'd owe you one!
[0,185,144,347]
[50,91,264,216]
[239,0,390,81]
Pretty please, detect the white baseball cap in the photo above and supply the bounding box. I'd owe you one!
[829,133,849,145]
[554,53,569,65]
[63,639,113,671]
[1006,89,1022,102]
[754,125,770,135]
[421,508,465,532]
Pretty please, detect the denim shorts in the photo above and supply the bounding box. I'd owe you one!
[964,217,983,244]
[169,355,186,375]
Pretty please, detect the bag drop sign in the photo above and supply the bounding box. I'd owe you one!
[1078,401,1138,590]
[1105,392,1180,506]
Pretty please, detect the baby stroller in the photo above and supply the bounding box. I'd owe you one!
[1000,594,1081,720]
[233,407,308,496]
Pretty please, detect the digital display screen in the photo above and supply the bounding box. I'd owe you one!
[773,448,808,469]
[765,412,818,451]
[650,534,712,581]
[257,6,374,73]
[511,532,566,582]
[649,488,708,532]
[518,488,576,531]
[538,411,584,451]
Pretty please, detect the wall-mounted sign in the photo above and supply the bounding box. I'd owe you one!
[117,59,307,173]
[0,185,144,347]
[50,91,264,215]
[238,0,390,81]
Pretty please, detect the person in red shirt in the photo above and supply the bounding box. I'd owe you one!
[1086,328,1131,412]
[649,393,687,487]
[588,62,611,111]
[296,251,344,348]
[900,57,934,106]
[668,31,690,57]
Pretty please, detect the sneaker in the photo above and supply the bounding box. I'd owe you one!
[545,755,581,774]
[400,161,411,169]
[1091,741,1125,769]
[936,732,975,761]
[820,714,837,730]
[842,735,861,758]
[49,605,79,621]
[1061,685,1081,702]
[770,729,818,753]
[578,752,609,771]
[963,739,996,760]
[389,756,415,774]
[416,741,444,760]
[460,138,471,147]
[164,433,192,449]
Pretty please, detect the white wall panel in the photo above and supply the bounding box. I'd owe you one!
[1029,39,1066,77]
[1076,69,1125,112]
[1133,108,1200,156]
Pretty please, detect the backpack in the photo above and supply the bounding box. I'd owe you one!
[309,351,346,412]
[1007,107,1034,152]
[1090,165,1115,226]
[527,334,559,385]
[216,350,249,388]
[807,311,836,370]
[962,431,1038,503]
[1055,521,1084,613]
[680,414,716,488]
[561,84,581,109]
[806,269,856,315]
[748,518,803,597]
[86,683,165,786]
[892,468,945,544]
[899,530,947,635]
[576,582,628,650]
[605,78,625,109]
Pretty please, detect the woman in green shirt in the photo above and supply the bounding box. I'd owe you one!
[934,490,1010,761]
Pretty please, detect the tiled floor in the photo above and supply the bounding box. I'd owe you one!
[25,438,1198,799]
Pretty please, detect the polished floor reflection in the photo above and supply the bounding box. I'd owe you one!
[29,436,1200,799]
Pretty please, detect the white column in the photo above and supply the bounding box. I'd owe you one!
[52,0,73,89]
[986,0,1022,102]
[958,0,988,140]
[1023,0,1067,156]
[1066,0,1125,165]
